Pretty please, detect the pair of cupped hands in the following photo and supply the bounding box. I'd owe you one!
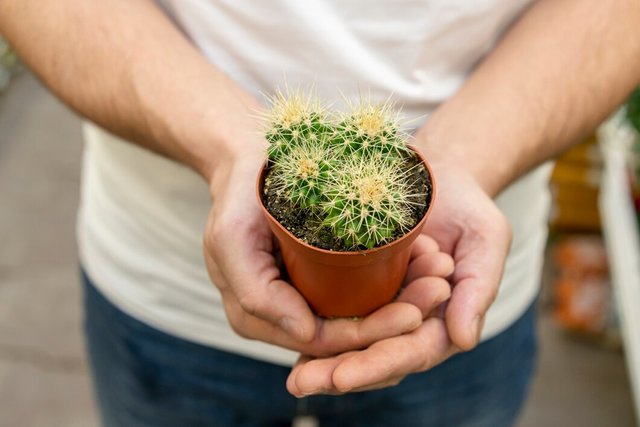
[204,133,511,397]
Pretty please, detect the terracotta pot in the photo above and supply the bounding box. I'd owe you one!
[256,148,436,317]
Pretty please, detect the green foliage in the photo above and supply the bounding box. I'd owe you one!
[0,37,18,91]
[264,90,425,249]
[626,87,640,135]
[0,37,16,68]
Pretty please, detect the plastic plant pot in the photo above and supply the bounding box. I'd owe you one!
[257,147,435,317]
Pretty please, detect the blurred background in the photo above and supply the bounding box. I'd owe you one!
[1,37,639,426]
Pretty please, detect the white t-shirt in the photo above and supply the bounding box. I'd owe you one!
[78,0,550,365]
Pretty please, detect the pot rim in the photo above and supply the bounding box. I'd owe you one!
[256,145,436,258]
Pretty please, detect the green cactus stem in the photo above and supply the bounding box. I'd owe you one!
[269,141,334,208]
[331,99,410,160]
[263,89,331,160]
[321,156,424,249]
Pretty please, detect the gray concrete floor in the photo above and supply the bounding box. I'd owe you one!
[0,73,96,426]
[0,73,636,427]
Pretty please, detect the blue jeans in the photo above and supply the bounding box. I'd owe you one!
[83,271,537,427]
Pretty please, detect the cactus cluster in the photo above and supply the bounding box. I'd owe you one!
[263,90,427,250]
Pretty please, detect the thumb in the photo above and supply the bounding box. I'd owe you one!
[445,212,511,351]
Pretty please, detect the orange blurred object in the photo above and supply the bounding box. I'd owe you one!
[552,235,612,336]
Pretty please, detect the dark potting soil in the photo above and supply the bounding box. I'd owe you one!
[262,152,432,252]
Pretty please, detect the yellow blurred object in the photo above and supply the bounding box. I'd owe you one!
[549,134,602,232]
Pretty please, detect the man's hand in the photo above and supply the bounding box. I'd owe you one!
[284,0,640,397]
[285,162,511,395]
[203,152,455,359]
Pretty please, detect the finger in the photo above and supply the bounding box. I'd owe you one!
[216,278,316,346]
[446,277,494,351]
[286,355,313,397]
[205,158,317,343]
[234,276,315,342]
[444,217,511,351]
[288,353,408,396]
[288,353,405,396]
[343,377,407,393]
[219,290,423,357]
[309,302,422,356]
[287,353,353,397]
[409,234,440,261]
[289,318,455,396]
[396,277,451,318]
[331,317,455,393]
[404,251,455,284]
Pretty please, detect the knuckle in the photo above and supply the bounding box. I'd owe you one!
[232,324,257,341]
[347,323,365,347]
[222,299,254,339]
[236,291,263,318]
[488,286,499,305]
[492,211,512,241]
[461,339,479,352]
[416,346,435,372]
[205,221,226,253]
[481,281,500,309]
[228,316,251,339]
[389,377,404,387]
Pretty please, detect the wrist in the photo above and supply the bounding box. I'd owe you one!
[414,115,512,198]
[129,53,267,189]
[168,96,266,193]
[424,154,505,199]
[207,135,266,200]
[199,129,263,180]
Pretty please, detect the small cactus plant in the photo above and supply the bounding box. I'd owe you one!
[262,90,428,250]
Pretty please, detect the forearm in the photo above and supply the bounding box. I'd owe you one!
[0,0,262,181]
[420,0,640,196]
